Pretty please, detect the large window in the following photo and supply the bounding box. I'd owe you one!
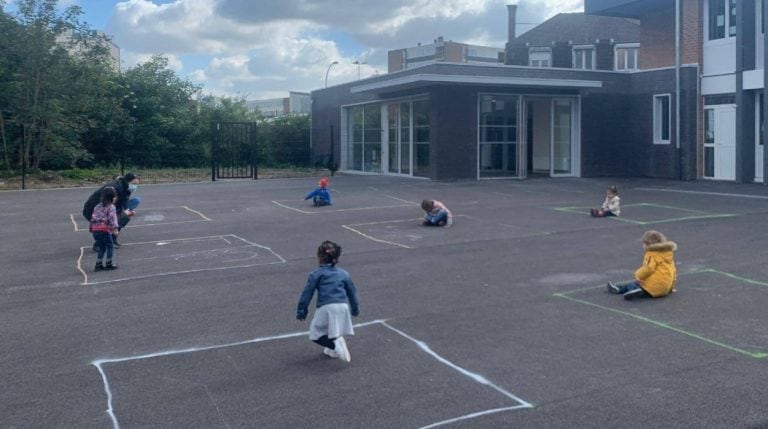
[346,104,381,172]
[479,95,518,178]
[615,44,639,71]
[708,0,737,40]
[529,48,551,67]
[573,46,595,70]
[653,94,671,144]
[413,100,430,177]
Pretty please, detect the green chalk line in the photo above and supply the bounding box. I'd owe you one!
[552,204,736,225]
[554,268,768,359]
[553,293,768,359]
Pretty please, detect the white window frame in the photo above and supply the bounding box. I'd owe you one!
[528,47,551,68]
[706,0,737,41]
[572,45,595,70]
[653,94,672,145]
[614,43,639,71]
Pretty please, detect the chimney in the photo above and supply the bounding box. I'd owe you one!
[507,4,517,42]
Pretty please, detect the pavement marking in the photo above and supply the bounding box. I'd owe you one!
[341,224,413,249]
[271,195,417,215]
[70,205,212,232]
[79,234,286,285]
[418,405,532,429]
[554,269,768,359]
[554,203,736,225]
[181,205,212,221]
[634,187,768,200]
[381,321,533,408]
[76,247,88,286]
[92,319,532,429]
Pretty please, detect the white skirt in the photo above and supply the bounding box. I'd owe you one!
[309,303,354,340]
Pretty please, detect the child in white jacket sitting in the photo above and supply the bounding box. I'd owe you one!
[591,185,620,217]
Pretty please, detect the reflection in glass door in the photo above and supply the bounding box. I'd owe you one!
[399,102,411,175]
[479,94,520,178]
[551,99,573,176]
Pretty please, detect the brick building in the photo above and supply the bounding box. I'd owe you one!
[388,36,504,73]
[309,1,763,183]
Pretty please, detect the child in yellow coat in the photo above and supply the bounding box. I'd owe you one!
[607,230,677,300]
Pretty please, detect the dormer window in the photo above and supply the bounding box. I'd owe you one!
[529,48,551,67]
[573,46,595,70]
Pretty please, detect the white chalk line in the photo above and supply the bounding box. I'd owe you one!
[94,319,386,365]
[92,319,531,429]
[341,224,413,249]
[70,213,80,232]
[346,214,469,228]
[80,234,286,285]
[381,322,533,409]
[634,187,768,200]
[76,247,88,286]
[271,199,414,214]
[181,205,212,221]
[418,405,532,429]
[384,195,420,205]
[70,206,211,231]
[94,362,121,429]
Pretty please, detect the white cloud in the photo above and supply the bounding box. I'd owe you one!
[106,0,584,98]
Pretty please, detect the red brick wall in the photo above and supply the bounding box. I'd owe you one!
[388,50,404,72]
[638,0,701,69]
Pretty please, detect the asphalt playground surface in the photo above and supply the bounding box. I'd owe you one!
[2,175,768,428]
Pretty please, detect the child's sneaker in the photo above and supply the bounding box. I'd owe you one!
[323,348,338,359]
[105,261,118,271]
[607,281,620,294]
[623,288,646,300]
[333,337,351,363]
[95,262,104,272]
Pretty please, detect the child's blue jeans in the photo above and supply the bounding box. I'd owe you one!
[92,232,114,262]
[614,280,642,294]
[424,210,448,226]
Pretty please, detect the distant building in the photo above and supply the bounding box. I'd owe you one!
[247,91,311,117]
[56,30,121,71]
[388,36,504,72]
[505,6,640,71]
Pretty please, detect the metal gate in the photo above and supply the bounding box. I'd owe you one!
[211,122,257,180]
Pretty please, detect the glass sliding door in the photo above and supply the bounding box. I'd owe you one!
[479,94,519,178]
[348,106,363,171]
[344,103,381,173]
[399,102,411,175]
[363,104,382,173]
[387,104,399,174]
[551,99,573,175]
[413,100,430,177]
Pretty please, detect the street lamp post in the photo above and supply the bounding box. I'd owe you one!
[353,60,367,80]
[325,61,339,88]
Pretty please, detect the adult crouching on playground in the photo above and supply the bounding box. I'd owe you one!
[83,173,141,250]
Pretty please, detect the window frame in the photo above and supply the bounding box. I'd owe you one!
[707,0,737,41]
[653,94,672,145]
[528,47,552,68]
[572,45,595,70]
[614,43,639,71]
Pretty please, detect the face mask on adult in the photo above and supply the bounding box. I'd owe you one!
[128,184,138,193]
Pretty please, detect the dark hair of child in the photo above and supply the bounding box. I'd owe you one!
[101,187,117,206]
[607,185,618,195]
[317,240,342,265]
[421,199,434,211]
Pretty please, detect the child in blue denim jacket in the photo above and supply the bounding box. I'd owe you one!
[304,177,332,206]
[297,241,359,362]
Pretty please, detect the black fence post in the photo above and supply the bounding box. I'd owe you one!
[252,122,258,180]
[211,122,217,182]
[20,139,25,190]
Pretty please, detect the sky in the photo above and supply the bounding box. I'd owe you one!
[7,0,584,100]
